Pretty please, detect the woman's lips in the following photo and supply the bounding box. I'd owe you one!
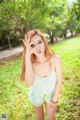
[38,51,42,54]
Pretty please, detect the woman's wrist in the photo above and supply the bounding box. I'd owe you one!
[51,99,58,104]
[25,52,31,57]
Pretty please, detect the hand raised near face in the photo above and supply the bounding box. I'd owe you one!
[23,35,37,55]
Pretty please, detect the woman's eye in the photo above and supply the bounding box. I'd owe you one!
[31,44,36,48]
[38,41,42,44]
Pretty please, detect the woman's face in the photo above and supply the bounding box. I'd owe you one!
[30,35,45,56]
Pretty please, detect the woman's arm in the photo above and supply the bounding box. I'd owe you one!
[52,55,62,102]
[23,36,35,86]
[25,53,35,86]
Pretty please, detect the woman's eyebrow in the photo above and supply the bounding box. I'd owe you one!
[30,41,36,44]
[38,39,42,41]
[31,39,42,44]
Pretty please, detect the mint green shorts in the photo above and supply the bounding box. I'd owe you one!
[28,87,54,106]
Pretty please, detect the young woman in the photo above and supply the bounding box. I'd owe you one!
[20,29,62,120]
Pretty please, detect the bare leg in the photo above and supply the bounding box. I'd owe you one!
[33,104,44,120]
[45,102,56,120]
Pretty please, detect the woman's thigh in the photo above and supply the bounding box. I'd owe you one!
[45,102,57,120]
[33,104,44,120]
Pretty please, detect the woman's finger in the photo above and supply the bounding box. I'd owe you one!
[23,39,27,47]
[24,35,28,43]
[25,35,31,43]
[23,39,25,45]
[27,35,31,43]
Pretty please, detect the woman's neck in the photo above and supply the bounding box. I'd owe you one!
[36,55,50,64]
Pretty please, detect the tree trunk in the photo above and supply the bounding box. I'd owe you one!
[55,37,58,41]
[64,33,67,38]
[50,35,54,44]
[8,34,12,49]
[70,30,73,37]
[47,30,54,44]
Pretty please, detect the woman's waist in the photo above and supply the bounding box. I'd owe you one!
[29,80,56,91]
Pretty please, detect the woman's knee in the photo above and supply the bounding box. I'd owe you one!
[33,104,44,120]
[47,111,56,120]
[45,103,56,120]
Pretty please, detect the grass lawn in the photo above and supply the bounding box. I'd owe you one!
[0,35,80,120]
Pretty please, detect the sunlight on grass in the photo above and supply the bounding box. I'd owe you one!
[0,35,80,120]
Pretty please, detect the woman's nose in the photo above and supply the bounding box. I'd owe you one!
[36,44,40,50]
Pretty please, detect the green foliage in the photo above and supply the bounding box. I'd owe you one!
[0,35,80,120]
[68,0,80,33]
[41,0,69,43]
[0,0,79,48]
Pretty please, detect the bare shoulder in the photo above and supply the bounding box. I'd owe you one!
[52,54,62,64]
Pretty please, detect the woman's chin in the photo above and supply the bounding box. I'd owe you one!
[34,51,44,57]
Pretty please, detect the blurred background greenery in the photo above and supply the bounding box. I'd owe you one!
[0,0,80,120]
[0,0,80,50]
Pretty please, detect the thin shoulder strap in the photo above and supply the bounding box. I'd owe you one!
[49,58,52,72]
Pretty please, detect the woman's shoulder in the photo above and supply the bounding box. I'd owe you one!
[51,54,62,64]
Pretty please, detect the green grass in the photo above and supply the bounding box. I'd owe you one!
[0,35,80,120]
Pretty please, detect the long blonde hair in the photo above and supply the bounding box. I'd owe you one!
[20,29,54,81]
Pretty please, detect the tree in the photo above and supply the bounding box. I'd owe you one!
[42,0,68,43]
[69,0,80,33]
[0,0,77,49]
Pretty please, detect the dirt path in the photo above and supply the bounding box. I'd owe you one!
[0,46,23,60]
[0,37,64,60]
